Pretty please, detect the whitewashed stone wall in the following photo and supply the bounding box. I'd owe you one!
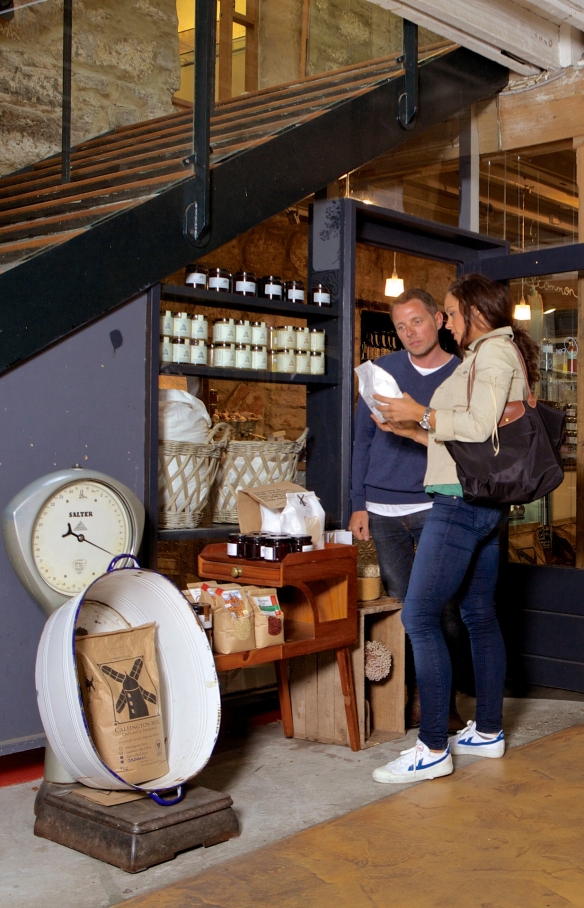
[0,0,180,176]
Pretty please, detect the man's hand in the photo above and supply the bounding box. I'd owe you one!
[349,510,370,540]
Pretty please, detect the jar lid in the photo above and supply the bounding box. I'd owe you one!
[228,532,245,540]
[310,328,323,333]
[186,263,208,272]
[261,275,282,281]
[214,342,229,348]
[281,348,296,354]
[161,336,170,342]
[285,279,304,287]
[291,534,312,543]
[234,343,246,350]
[250,345,262,351]
[214,317,231,324]
[235,271,256,278]
[310,350,323,356]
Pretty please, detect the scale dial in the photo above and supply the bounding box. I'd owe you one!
[32,480,133,595]
[3,467,144,615]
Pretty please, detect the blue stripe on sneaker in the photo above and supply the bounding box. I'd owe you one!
[459,731,504,747]
[413,747,451,771]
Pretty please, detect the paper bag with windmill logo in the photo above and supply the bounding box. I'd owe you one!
[76,622,168,785]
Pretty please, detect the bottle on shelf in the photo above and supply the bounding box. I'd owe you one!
[284,279,305,303]
[258,275,283,299]
[540,336,553,373]
[234,271,257,296]
[310,282,332,306]
[185,263,208,289]
[208,267,232,293]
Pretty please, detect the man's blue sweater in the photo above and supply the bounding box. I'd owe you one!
[351,351,460,511]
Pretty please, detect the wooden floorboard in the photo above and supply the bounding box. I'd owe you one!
[117,725,584,908]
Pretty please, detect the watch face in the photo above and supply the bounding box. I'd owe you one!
[32,480,134,595]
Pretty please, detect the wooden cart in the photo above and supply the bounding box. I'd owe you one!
[197,542,361,751]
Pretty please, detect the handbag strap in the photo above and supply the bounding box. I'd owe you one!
[466,335,535,408]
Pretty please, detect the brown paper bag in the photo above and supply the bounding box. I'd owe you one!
[246,588,285,648]
[206,586,255,654]
[76,623,169,785]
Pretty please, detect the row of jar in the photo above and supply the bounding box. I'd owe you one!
[160,339,326,374]
[161,312,327,352]
[184,265,332,306]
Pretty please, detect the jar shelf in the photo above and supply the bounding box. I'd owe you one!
[161,284,338,320]
[159,364,335,384]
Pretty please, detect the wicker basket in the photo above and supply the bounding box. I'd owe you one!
[212,427,309,523]
[158,422,231,529]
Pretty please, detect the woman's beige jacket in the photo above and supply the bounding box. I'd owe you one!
[425,326,529,487]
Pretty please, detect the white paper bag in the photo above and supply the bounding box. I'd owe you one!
[258,491,325,544]
[354,361,402,422]
[158,389,211,443]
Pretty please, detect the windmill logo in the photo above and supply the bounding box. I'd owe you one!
[99,656,159,723]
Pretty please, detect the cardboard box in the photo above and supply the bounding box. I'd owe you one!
[237,482,307,533]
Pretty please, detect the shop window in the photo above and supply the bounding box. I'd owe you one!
[175,0,258,104]
[508,273,579,567]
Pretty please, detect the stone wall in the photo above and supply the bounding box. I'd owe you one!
[0,0,180,175]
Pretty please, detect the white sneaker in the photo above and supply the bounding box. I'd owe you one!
[449,720,505,758]
[372,739,453,784]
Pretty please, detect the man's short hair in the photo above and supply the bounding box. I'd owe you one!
[389,288,439,319]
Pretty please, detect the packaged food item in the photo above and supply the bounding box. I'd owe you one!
[245,588,285,648]
[200,584,255,654]
[76,623,168,785]
[354,360,403,422]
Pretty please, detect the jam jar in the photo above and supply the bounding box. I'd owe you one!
[310,282,332,306]
[263,535,293,562]
[234,343,252,369]
[259,275,284,299]
[172,338,190,364]
[295,350,311,374]
[235,319,252,344]
[234,271,257,296]
[243,533,263,560]
[310,351,325,374]
[190,339,207,365]
[227,532,245,557]
[276,349,297,373]
[276,326,296,349]
[160,336,172,363]
[285,279,305,303]
[294,327,311,351]
[185,263,208,288]
[291,534,313,553]
[213,317,236,343]
[212,342,235,368]
[191,314,208,340]
[208,267,232,292]
[160,310,173,336]
[250,345,268,370]
[251,321,268,346]
[309,328,326,352]
[173,312,190,339]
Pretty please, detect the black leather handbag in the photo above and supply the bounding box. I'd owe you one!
[444,340,565,506]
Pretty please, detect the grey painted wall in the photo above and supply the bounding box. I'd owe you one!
[0,293,150,755]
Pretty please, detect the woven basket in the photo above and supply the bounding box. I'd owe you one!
[212,427,309,523]
[158,422,231,529]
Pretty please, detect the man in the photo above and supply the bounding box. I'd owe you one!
[349,288,460,726]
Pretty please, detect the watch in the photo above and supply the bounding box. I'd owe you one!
[419,407,433,431]
[2,466,144,616]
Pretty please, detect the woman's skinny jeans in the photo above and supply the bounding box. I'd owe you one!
[401,493,508,751]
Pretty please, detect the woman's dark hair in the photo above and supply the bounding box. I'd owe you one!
[447,273,540,385]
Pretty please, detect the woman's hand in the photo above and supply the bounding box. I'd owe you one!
[371,414,428,446]
[373,392,426,425]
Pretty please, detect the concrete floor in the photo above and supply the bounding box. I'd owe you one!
[2,694,584,908]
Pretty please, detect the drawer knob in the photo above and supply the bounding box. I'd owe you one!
[230,567,243,578]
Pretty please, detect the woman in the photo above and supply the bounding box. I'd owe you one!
[371,273,539,784]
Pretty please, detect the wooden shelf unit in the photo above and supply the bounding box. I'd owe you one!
[197,542,361,750]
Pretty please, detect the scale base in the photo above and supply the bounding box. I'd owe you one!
[34,781,239,873]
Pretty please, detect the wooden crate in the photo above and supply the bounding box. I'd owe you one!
[289,597,405,749]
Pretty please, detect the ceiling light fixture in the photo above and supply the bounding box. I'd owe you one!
[384,252,404,298]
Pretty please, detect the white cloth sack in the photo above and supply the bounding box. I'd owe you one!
[259,491,325,544]
[159,389,211,443]
[354,361,402,422]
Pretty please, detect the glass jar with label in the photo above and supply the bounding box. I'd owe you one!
[172,338,191,364]
[234,271,257,296]
[276,325,296,349]
[251,321,268,346]
[263,535,293,562]
[185,263,208,288]
[268,325,278,350]
[259,275,283,299]
[310,351,325,374]
[250,345,268,370]
[212,342,235,368]
[160,337,172,363]
[285,279,305,303]
[190,339,208,365]
[310,328,326,352]
[268,350,277,372]
[213,317,236,343]
[310,282,332,306]
[208,267,232,293]
[191,314,208,340]
[243,533,263,560]
[173,312,190,339]
[227,532,245,557]
[295,350,311,374]
[160,310,173,336]
[234,344,252,369]
[291,534,313,553]
[235,319,252,344]
[276,349,297,373]
[294,327,311,351]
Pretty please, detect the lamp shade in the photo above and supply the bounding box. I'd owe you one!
[513,302,531,321]
[385,274,405,298]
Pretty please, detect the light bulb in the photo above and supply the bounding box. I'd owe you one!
[385,273,405,297]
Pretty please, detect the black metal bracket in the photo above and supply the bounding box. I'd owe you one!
[397,19,418,131]
[61,0,72,183]
[184,0,216,247]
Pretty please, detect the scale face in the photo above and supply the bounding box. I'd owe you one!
[3,467,145,615]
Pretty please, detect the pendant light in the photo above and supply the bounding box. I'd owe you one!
[514,280,531,320]
[384,252,404,298]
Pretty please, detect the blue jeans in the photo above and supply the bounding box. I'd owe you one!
[402,494,508,750]
[368,509,428,600]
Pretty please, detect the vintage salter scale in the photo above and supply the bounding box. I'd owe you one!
[3,466,238,872]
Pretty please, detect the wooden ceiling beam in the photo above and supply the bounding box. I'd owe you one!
[513,0,584,30]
